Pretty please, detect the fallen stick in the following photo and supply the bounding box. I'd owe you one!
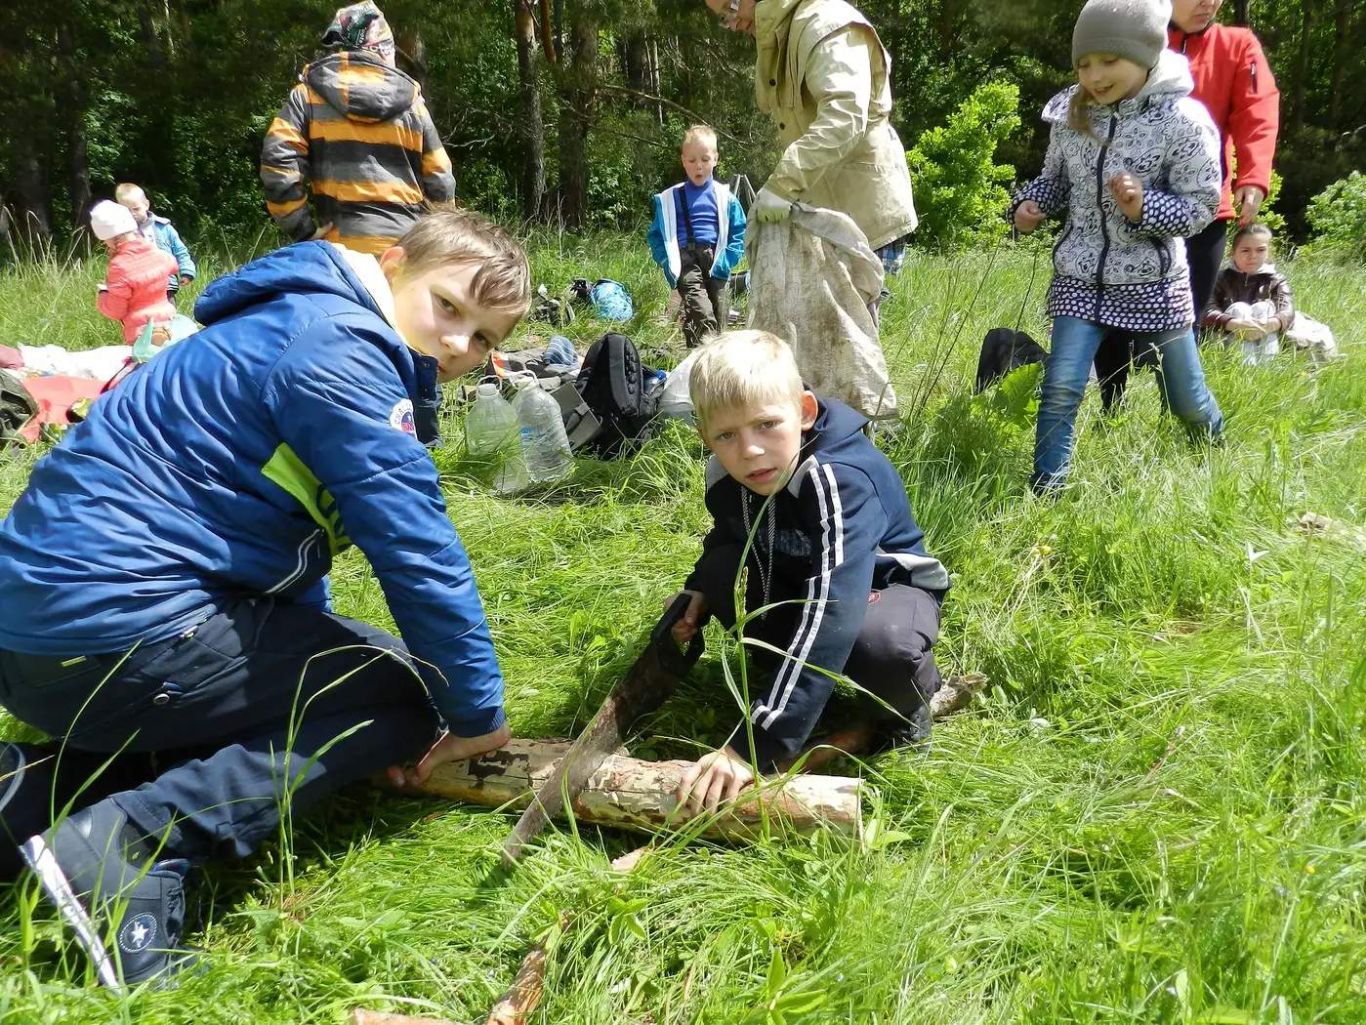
[485,847,649,1025]
[404,740,863,840]
[395,673,987,840]
[351,1011,455,1025]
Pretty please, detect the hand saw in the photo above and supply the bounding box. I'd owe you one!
[501,592,704,864]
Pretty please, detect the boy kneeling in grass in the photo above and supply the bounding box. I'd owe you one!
[0,205,528,990]
[671,331,949,815]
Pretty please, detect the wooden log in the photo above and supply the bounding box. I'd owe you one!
[406,740,861,840]
[352,1011,454,1025]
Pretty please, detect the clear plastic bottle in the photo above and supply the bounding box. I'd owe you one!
[465,381,528,494]
[511,374,574,483]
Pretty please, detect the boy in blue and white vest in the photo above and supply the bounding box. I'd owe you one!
[647,125,747,348]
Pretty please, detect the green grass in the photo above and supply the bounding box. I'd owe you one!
[1,235,1364,1023]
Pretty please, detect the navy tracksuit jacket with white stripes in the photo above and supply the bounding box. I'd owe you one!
[685,398,950,767]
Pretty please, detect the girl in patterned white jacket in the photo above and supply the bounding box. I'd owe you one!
[1010,0,1225,492]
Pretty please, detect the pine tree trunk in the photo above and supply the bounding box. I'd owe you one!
[1291,1,1315,134]
[57,22,92,227]
[555,10,597,230]
[1329,0,1352,128]
[1233,0,1250,27]
[514,2,546,221]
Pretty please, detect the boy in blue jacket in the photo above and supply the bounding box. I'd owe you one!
[647,125,747,348]
[670,330,950,815]
[0,206,529,990]
[117,183,197,303]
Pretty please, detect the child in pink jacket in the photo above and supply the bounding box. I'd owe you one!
[91,201,178,345]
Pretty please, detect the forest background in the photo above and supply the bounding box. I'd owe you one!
[2,0,1362,250]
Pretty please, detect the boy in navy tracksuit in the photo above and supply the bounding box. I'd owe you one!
[670,330,949,814]
[0,206,530,989]
[647,124,747,348]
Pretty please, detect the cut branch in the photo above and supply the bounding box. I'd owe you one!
[398,740,862,840]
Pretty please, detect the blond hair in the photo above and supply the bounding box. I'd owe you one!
[681,124,718,153]
[395,203,532,315]
[1067,87,1098,138]
[114,182,146,204]
[689,330,804,427]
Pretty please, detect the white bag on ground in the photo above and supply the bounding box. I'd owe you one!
[1285,313,1339,363]
[659,349,701,421]
[746,204,896,419]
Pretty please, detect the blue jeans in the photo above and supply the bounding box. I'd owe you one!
[1033,317,1223,491]
[0,598,440,862]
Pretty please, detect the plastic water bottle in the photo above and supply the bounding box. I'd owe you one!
[465,381,528,494]
[512,374,574,483]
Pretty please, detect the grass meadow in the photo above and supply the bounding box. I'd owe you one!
[0,233,1363,1024]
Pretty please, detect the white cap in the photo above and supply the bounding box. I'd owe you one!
[513,373,539,389]
[90,200,138,241]
[476,381,500,398]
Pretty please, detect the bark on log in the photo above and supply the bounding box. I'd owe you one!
[406,741,862,840]
[398,674,987,840]
[352,1012,454,1025]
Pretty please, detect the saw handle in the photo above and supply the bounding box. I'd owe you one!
[652,592,705,676]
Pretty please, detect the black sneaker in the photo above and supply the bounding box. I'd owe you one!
[21,801,193,991]
[1,741,59,883]
[871,702,932,756]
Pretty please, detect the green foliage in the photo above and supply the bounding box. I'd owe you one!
[1303,171,1366,261]
[1254,168,1287,235]
[906,81,1021,252]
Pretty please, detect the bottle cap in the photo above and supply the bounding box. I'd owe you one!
[476,382,499,398]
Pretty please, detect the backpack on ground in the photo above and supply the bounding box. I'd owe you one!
[974,328,1048,393]
[529,284,575,328]
[588,279,634,322]
[1,370,38,449]
[574,332,662,457]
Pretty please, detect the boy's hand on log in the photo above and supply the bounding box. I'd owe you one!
[1108,173,1144,221]
[1013,201,1045,234]
[668,590,708,644]
[390,723,512,788]
[676,746,754,817]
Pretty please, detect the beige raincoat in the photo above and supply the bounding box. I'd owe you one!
[753,0,916,251]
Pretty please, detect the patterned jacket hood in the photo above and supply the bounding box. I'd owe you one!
[304,51,417,123]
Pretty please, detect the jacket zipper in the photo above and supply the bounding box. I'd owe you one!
[1094,113,1118,321]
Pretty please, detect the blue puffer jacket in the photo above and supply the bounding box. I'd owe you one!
[0,242,503,736]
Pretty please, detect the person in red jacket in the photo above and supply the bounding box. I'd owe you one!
[91,200,178,345]
[1093,0,1279,411]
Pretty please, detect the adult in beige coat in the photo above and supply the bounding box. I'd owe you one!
[706,0,917,259]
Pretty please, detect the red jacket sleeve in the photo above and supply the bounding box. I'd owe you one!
[1228,32,1279,196]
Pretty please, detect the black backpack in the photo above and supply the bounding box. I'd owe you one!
[574,333,661,457]
[974,327,1048,393]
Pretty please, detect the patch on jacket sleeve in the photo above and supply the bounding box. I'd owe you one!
[388,398,416,435]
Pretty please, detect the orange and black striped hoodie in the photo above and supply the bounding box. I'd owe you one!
[260,51,455,255]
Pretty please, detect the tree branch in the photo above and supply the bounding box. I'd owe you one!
[596,83,744,143]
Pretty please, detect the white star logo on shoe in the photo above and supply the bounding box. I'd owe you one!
[119,913,158,953]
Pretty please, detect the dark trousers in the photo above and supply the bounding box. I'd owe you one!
[677,246,727,349]
[747,583,941,735]
[1092,217,1229,412]
[0,597,439,863]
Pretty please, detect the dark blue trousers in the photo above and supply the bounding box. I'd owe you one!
[0,597,439,862]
